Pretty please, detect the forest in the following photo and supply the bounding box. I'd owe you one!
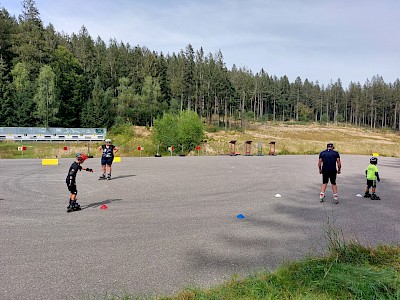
[1,0,400,131]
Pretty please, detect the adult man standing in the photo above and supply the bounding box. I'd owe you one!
[318,143,341,204]
[98,139,119,180]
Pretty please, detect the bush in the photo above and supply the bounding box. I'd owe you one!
[153,110,205,153]
[177,110,205,151]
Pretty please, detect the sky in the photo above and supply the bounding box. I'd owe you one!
[1,0,400,88]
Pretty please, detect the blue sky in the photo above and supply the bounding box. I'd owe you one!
[2,0,399,88]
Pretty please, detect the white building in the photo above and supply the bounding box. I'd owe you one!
[0,127,107,141]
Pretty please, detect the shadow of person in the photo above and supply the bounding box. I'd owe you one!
[81,198,122,210]
[108,174,136,180]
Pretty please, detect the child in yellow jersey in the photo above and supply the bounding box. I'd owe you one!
[364,157,380,200]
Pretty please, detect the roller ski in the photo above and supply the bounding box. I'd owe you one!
[67,201,81,213]
[370,193,381,200]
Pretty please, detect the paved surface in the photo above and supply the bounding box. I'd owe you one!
[1,155,399,299]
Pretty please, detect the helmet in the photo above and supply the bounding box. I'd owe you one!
[370,157,378,164]
[76,153,88,162]
[105,139,112,143]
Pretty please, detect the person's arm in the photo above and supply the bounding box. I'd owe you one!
[98,145,103,151]
[114,146,119,153]
[375,172,380,182]
[337,158,341,174]
[84,167,93,172]
[67,174,73,186]
[318,158,323,174]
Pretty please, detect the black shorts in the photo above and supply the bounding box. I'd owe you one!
[322,170,337,185]
[101,157,114,166]
[67,183,77,195]
[367,179,377,188]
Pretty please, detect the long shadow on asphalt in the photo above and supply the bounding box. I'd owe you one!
[81,198,122,210]
[107,174,136,180]
[185,172,399,273]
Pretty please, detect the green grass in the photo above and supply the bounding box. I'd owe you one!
[94,241,400,299]
[88,225,400,300]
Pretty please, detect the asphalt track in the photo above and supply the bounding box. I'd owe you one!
[1,155,399,299]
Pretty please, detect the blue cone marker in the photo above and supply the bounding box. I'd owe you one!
[237,214,245,219]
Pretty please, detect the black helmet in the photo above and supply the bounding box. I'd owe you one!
[370,157,378,164]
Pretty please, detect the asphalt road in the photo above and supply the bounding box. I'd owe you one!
[1,155,399,299]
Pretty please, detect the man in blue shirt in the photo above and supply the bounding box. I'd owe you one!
[318,143,341,203]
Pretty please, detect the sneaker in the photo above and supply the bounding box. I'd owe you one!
[319,192,325,202]
[333,193,339,204]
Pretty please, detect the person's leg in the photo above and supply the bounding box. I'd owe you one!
[67,185,78,211]
[71,188,81,209]
[107,158,113,179]
[102,165,106,177]
[100,158,106,178]
[330,172,338,203]
[332,184,337,194]
[371,181,380,199]
[320,172,328,201]
[332,184,339,203]
[364,180,372,197]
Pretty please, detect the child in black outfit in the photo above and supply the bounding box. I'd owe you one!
[66,153,93,212]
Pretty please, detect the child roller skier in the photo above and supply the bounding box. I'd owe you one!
[66,153,93,212]
[364,157,381,200]
[98,138,119,180]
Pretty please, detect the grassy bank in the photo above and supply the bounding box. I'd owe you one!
[1,123,399,158]
[93,239,400,300]
[204,122,400,157]
[160,244,400,300]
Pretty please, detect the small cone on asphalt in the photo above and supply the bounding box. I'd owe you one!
[100,204,108,210]
[237,214,245,219]
[275,194,282,198]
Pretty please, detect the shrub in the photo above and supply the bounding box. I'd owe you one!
[153,111,205,153]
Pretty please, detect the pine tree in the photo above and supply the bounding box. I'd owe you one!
[34,65,57,127]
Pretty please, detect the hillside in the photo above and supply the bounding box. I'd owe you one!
[0,123,399,159]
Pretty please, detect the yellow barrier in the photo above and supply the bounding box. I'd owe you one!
[372,153,379,157]
[114,157,121,162]
[42,158,59,165]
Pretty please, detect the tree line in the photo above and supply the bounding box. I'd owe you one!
[1,0,399,131]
